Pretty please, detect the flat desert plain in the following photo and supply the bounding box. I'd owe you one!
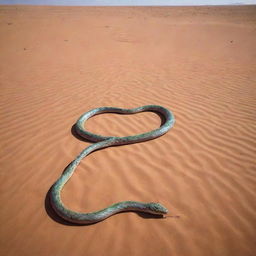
[0,5,256,256]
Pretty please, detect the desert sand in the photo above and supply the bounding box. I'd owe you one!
[0,5,256,256]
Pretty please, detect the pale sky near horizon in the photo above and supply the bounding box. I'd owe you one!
[0,0,256,5]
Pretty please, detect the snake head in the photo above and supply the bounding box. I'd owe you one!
[147,202,168,215]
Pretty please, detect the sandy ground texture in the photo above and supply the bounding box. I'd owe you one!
[0,5,256,256]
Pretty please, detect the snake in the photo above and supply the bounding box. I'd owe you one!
[50,105,175,224]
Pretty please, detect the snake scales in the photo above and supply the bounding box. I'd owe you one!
[50,105,175,224]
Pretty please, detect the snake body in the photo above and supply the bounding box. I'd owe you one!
[50,105,175,224]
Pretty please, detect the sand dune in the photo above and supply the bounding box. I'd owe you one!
[0,5,256,256]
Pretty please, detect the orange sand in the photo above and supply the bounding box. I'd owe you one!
[0,5,256,256]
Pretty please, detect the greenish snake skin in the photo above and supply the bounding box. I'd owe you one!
[50,105,175,224]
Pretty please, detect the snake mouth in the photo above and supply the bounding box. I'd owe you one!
[159,209,168,215]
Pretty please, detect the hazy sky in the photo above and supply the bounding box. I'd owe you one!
[0,0,256,5]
